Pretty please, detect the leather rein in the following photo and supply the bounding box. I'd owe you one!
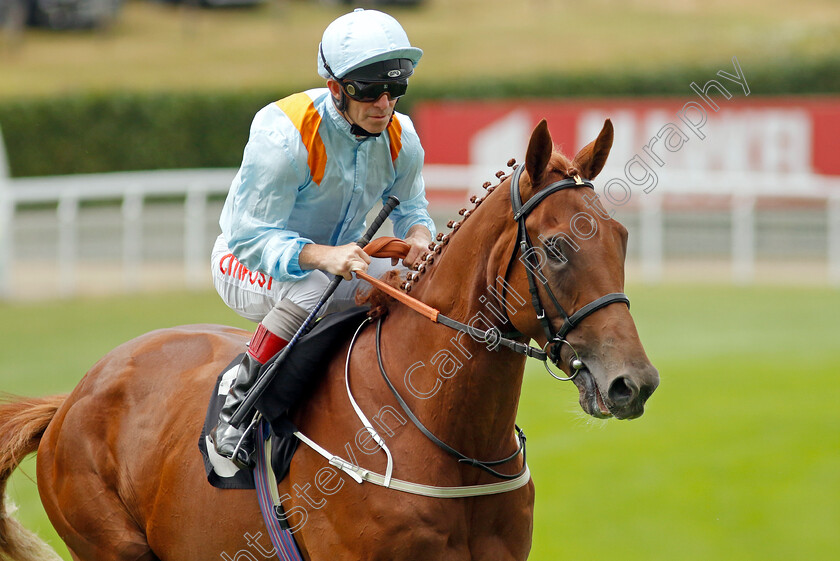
[358,165,630,373]
[355,165,631,481]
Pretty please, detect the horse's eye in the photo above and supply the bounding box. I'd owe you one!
[544,239,568,263]
[540,233,579,264]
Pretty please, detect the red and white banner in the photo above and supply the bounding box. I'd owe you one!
[414,97,840,198]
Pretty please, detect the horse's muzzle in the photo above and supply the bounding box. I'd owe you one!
[574,362,659,420]
[605,366,659,419]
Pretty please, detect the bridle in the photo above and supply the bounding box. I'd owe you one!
[507,163,630,380]
[352,165,630,376]
[367,164,632,481]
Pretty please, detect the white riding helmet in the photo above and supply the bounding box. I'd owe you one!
[317,8,423,80]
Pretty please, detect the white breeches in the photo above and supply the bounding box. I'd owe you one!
[211,234,397,323]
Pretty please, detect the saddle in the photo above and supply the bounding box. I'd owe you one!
[198,306,371,490]
[198,237,411,489]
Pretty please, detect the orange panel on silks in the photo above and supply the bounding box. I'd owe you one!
[276,93,328,185]
[277,93,403,186]
[387,115,403,163]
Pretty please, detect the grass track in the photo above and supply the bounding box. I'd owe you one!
[1,284,838,559]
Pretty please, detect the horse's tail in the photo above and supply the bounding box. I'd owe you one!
[0,394,67,561]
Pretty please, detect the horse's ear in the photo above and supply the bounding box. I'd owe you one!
[573,119,614,180]
[525,119,553,185]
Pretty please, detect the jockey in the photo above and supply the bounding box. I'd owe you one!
[209,8,435,468]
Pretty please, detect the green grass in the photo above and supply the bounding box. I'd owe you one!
[521,285,840,560]
[1,0,839,99]
[2,285,839,560]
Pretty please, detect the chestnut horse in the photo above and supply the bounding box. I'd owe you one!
[0,119,658,561]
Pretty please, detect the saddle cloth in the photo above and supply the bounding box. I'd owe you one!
[198,306,371,490]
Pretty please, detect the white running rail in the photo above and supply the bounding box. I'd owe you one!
[2,130,839,299]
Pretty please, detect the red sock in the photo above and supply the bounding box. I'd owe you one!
[247,324,289,364]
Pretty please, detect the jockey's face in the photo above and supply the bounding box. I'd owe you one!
[328,79,398,135]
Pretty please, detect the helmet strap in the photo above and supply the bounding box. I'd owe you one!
[321,43,398,138]
[344,102,398,138]
[333,88,348,112]
[344,103,383,138]
[349,123,381,138]
[328,88,379,137]
[333,92,399,139]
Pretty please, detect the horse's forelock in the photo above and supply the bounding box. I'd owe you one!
[548,152,578,180]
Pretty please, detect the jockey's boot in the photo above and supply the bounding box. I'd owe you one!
[211,323,288,469]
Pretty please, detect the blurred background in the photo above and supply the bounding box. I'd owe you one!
[1,1,838,560]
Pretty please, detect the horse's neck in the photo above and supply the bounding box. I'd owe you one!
[380,190,528,458]
[380,305,527,459]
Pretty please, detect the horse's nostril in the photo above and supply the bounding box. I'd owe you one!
[608,376,636,404]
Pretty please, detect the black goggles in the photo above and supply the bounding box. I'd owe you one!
[341,79,408,102]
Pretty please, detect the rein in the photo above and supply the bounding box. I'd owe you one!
[357,165,631,375]
[355,269,547,360]
[334,167,632,486]
[374,318,528,481]
[292,316,532,498]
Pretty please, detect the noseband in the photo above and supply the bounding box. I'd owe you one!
[363,166,632,481]
[509,164,630,380]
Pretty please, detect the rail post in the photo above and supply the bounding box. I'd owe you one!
[0,125,13,299]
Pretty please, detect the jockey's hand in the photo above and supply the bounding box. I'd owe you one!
[399,225,433,269]
[299,243,371,281]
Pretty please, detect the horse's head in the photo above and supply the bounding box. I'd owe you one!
[503,119,659,420]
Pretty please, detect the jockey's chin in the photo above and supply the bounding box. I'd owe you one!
[346,95,398,135]
[359,112,393,134]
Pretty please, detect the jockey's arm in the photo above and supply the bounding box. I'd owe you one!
[298,243,371,281]
[298,223,432,281]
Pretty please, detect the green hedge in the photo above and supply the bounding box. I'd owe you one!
[409,56,840,101]
[0,91,281,177]
[1,56,838,178]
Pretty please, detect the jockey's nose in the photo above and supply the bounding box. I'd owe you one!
[372,93,393,108]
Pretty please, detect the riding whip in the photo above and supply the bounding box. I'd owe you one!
[229,195,401,428]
